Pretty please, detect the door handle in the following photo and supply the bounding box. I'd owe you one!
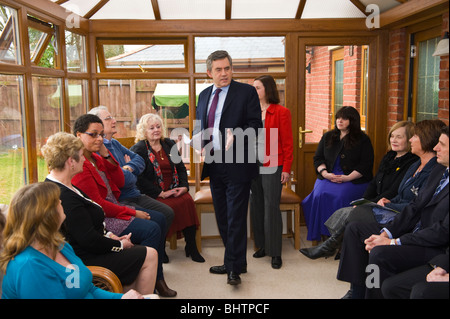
[299,127,313,148]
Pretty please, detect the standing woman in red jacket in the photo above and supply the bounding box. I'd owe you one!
[250,75,294,269]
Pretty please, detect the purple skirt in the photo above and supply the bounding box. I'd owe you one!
[302,162,368,241]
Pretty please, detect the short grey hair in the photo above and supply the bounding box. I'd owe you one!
[206,50,232,71]
[88,105,109,117]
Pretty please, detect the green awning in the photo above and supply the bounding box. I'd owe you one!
[153,83,210,107]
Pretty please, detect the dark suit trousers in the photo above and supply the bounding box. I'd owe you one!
[337,221,444,298]
[382,263,449,299]
[209,162,251,274]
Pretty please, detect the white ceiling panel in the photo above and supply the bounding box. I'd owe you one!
[302,0,367,18]
[90,0,155,19]
[60,0,101,17]
[51,0,406,20]
[232,0,300,19]
[158,0,226,20]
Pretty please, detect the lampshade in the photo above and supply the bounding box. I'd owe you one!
[433,32,449,57]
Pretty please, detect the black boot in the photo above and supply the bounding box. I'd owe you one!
[299,233,343,260]
[183,226,205,263]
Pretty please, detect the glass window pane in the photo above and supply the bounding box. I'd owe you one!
[65,30,87,72]
[195,37,286,73]
[32,77,62,180]
[27,17,59,68]
[0,74,26,204]
[102,44,186,69]
[68,79,89,127]
[417,37,440,121]
[0,4,21,64]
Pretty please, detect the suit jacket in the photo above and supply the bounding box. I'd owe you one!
[386,164,449,248]
[130,138,189,199]
[263,104,294,173]
[72,152,135,220]
[313,130,374,184]
[195,80,262,182]
[45,179,122,258]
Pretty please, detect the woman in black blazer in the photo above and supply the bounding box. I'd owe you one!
[302,106,374,242]
[41,132,158,294]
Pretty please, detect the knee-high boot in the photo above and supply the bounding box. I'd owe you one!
[183,225,205,263]
[299,232,344,260]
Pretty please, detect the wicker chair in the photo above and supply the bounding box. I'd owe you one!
[88,266,123,293]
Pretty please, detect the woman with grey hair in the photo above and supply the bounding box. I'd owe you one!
[131,113,204,263]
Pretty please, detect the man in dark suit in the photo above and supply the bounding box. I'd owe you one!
[337,126,449,298]
[194,50,262,285]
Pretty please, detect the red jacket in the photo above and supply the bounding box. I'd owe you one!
[263,104,294,173]
[72,152,135,220]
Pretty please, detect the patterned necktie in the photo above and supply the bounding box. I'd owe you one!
[207,88,221,129]
[433,168,449,197]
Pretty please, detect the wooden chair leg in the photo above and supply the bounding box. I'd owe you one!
[294,204,300,250]
[169,233,177,250]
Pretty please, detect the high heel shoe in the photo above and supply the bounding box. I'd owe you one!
[185,246,205,263]
[155,279,177,297]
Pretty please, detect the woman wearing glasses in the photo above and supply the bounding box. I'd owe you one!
[71,114,176,297]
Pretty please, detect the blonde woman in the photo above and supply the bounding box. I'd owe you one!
[40,132,158,296]
[0,182,144,299]
[131,113,204,262]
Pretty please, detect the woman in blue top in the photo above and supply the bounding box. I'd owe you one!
[0,182,142,299]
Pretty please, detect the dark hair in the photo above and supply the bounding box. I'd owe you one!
[206,50,232,71]
[442,125,449,137]
[73,114,103,136]
[414,119,446,153]
[327,106,362,148]
[254,75,280,104]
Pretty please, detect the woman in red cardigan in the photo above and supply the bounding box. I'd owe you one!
[250,75,294,269]
[71,114,176,297]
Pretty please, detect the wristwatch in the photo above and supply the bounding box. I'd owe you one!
[390,239,396,245]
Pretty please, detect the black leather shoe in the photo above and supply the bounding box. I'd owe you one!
[271,256,282,269]
[210,265,227,274]
[253,248,266,258]
[209,264,247,274]
[227,272,241,285]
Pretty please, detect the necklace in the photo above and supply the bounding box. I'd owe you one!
[159,150,164,160]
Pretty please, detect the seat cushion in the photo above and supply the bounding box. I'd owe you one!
[194,189,213,204]
[280,188,301,204]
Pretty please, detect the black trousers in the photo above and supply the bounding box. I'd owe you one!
[382,263,449,299]
[337,221,444,298]
[209,163,252,274]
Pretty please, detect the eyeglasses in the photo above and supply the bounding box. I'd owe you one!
[102,116,115,121]
[82,131,105,139]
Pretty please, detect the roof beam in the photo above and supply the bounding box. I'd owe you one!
[380,0,448,28]
[84,0,109,19]
[151,0,161,20]
[295,0,307,19]
[349,0,369,16]
[225,0,232,20]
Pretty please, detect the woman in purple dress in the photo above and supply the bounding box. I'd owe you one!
[302,106,374,241]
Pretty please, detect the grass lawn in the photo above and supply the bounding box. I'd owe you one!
[0,150,47,205]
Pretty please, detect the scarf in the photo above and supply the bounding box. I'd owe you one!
[145,140,179,190]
